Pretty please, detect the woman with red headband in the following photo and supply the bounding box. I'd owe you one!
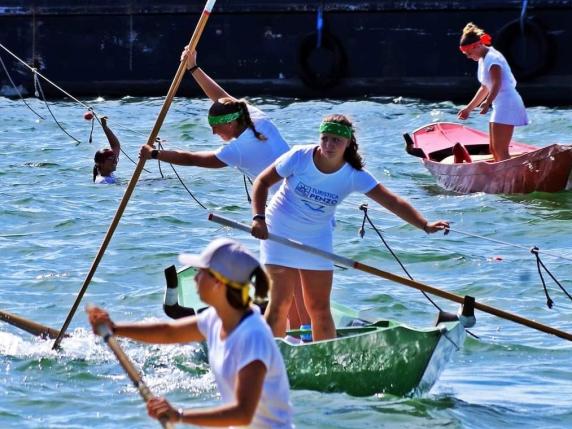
[93,116,121,184]
[458,22,528,162]
[250,114,449,341]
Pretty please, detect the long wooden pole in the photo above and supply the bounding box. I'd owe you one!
[52,0,218,350]
[0,309,65,339]
[209,213,572,342]
[95,323,174,429]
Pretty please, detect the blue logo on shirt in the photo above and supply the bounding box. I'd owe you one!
[295,182,339,212]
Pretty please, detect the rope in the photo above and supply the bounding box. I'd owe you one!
[357,208,572,262]
[531,247,572,308]
[0,41,214,207]
[156,140,207,210]
[1,41,287,213]
[88,110,95,143]
[358,204,442,312]
[358,205,482,340]
[445,226,572,262]
[242,175,255,204]
[33,72,82,145]
[0,51,44,119]
[357,203,570,312]
[357,203,569,316]
[155,139,166,179]
[1,42,154,171]
[0,42,91,108]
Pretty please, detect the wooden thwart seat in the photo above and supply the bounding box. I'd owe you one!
[440,143,525,164]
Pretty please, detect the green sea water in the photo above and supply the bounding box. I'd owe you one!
[1,95,571,428]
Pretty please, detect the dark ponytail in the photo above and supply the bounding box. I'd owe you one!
[225,265,270,310]
[209,98,267,141]
[93,148,115,182]
[93,150,104,182]
[322,114,364,170]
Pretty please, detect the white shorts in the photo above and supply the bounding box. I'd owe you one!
[490,90,529,126]
[261,221,333,270]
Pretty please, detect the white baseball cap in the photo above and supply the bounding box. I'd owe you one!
[178,238,260,285]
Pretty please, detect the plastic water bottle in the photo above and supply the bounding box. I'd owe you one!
[299,324,312,342]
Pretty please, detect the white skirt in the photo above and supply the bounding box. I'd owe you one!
[490,90,529,126]
[260,220,334,270]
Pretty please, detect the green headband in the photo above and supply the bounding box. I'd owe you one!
[319,121,353,139]
[208,111,243,126]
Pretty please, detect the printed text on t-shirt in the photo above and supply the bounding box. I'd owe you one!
[295,181,339,212]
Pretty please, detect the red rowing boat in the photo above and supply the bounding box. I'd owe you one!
[404,122,572,194]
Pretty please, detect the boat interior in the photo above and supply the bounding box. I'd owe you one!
[403,133,527,164]
[403,133,492,162]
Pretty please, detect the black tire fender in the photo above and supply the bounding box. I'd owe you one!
[495,17,552,81]
[297,31,347,90]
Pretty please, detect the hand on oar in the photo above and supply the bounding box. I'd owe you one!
[147,397,181,424]
[86,305,115,335]
[139,143,155,160]
[424,220,450,234]
[251,216,269,240]
[180,45,198,70]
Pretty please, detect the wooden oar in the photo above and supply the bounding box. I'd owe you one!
[209,213,572,342]
[95,322,174,429]
[0,309,65,339]
[52,0,218,350]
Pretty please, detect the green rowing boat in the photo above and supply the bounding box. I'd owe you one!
[164,265,471,397]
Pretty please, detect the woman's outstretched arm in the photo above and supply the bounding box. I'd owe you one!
[366,184,449,233]
[181,47,232,102]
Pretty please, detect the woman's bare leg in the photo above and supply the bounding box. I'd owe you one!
[264,265,297,337]
[490,122,514,161]
[292,270,311,327]
[299,269,335,340]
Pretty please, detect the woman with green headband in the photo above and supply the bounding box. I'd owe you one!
[139,48,289,191]
[87,238,293,428]
[251,114,449,341]
[139,47,310,331]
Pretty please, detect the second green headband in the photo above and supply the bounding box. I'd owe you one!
[208,111,243,126]
[319,121,353,139]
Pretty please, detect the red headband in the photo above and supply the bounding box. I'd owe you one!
[459,33,492,53]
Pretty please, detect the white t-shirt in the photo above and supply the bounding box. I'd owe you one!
[477,46,528,126]
[215,107,290,190]
[478,47,517,93]
[267,145,378,233]
[197,306,293,429]
[94,173,116,184]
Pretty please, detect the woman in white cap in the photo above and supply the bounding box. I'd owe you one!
[87,238,293,428]
[251,114,449,341]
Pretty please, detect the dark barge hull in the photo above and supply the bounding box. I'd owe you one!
[1,1,571,104]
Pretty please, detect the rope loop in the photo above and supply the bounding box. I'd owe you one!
[356,203,442,312]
